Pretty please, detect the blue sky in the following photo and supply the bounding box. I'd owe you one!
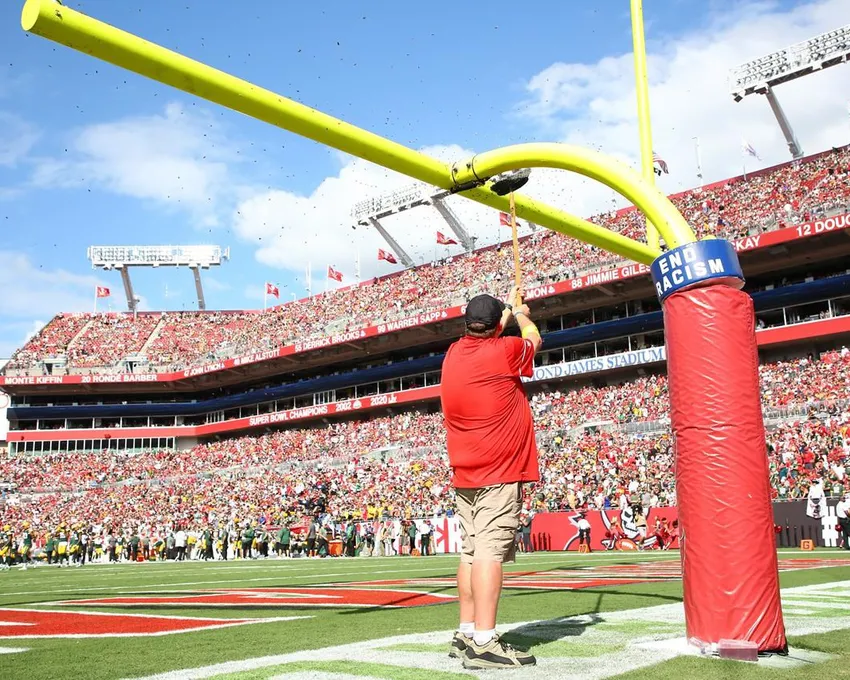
[0,0,848,360]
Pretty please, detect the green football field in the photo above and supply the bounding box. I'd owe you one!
[1,550,849,679]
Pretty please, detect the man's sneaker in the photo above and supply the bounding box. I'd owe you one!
[448,631,470,658]
[463,634,536,669]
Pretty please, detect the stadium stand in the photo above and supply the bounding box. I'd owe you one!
[65,313,161,368]
[4,146,850,374]
[1,148,849,554]
[0,350,847,537]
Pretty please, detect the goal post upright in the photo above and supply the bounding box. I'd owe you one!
[630,0,660,252]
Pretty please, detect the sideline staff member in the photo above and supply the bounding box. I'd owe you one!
[441,287,542,670]
[838,492,850,550]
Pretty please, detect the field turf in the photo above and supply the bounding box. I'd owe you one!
[1,549,849,679]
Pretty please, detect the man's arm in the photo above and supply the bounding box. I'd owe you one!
[504,286,541,353]
[513,303,542,354]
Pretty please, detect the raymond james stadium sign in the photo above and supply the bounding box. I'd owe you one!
[525,346,667,383]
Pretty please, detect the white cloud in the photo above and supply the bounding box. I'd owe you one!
[0,186,25,201]
[31,103,239,224]
[0,250,106,319]
[232,144,553,282]
[517,0,850,212]
[0,112,39,167]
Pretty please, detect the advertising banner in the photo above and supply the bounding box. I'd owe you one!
[531,507,680,552]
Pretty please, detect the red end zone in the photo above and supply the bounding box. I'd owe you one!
[1,588,449,639]
[57,588,456,609]
[0,608,301,638]
[347,563,681,590]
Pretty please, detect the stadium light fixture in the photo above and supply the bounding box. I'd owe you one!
[87,245,229,267]
[351,183,430,221]
[352,182,482,261]
[87,245,230,312]
[729,24,850,158]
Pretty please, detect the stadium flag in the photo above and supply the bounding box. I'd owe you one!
[327,265,343,282]
[499,211,512,227]
[93,286,110,314]
[377,249,398,264]
[741,139,760,180]
[306,261,312,297]
[652,151,669,175]
[436,231,458,245]
[264,282,279,311]
[742,140,761,160]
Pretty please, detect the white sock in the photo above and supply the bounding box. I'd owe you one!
[458,622,474,638]
[473,628,496,646]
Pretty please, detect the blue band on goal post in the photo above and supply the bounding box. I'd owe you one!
[650,239,745,303]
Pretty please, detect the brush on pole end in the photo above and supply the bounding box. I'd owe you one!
[490,168,531,196]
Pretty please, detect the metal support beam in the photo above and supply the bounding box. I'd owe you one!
[431,197,475,251]
[190,266,206,311]
[119,266,137,313]
[367,217,415,268]
[763,86,804,159]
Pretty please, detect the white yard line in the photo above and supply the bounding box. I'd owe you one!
[131,580,850,680]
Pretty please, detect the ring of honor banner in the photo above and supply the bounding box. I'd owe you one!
[653,241,787,653]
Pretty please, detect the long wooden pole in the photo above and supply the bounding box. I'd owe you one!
[509,192,522,307]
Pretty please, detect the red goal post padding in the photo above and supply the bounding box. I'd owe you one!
[657,240,786,653]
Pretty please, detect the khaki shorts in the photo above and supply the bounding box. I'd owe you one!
[456,483,523,564]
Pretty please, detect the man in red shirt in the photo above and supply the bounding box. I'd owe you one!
[441,288,542,670]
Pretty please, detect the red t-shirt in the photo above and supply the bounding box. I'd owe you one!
[441,335,539,489]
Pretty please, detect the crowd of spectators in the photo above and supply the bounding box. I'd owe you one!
[5,314,89,369]
[6,147,850,373]
[1,350,847,538]
[62,314,161,367]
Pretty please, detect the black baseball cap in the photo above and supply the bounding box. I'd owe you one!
[465,294,505,330]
